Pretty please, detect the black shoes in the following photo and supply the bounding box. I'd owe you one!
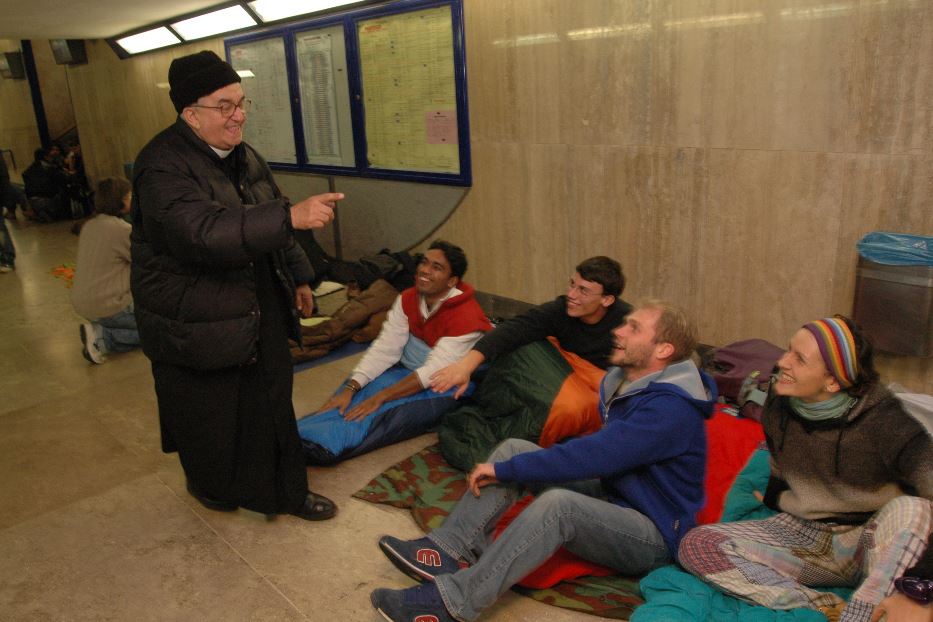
[185,480,336,520]
[291,491,337,521]
[185,479,238,512]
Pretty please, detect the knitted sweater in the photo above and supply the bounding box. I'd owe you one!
[71,214,133,320]
[763,382,933,575]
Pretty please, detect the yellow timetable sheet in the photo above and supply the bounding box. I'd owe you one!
[358,5,460,174]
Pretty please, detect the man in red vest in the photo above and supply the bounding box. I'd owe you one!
[299,240,492,462]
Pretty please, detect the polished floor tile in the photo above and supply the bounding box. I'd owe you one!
[0,218,583,621]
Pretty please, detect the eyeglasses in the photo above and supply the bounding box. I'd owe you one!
[567,283,605,299]
[895,577,933,605]
[190,98,252,118]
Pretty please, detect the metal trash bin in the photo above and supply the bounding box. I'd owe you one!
[853,233,933,357]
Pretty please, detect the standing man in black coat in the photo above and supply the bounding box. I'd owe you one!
[131,50,343,521]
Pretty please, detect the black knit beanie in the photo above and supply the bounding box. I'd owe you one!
[168,51,241,114]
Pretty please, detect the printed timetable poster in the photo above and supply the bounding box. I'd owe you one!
[229,38,297,164]
[357,5,460,174]
[296,24,356,167]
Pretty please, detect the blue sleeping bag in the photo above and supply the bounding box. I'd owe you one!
[296,365,473,464]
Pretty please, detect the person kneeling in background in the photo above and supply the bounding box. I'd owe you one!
[71,177,140,364]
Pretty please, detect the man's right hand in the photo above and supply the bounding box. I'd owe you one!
[430,351,484,399]
[290,192,344,230]
[315,388,353,415]
[467,463,499,497]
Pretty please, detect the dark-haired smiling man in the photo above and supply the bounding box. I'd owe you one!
[298,240,492,463]
[131,51,343,522]
[431,255,632,397]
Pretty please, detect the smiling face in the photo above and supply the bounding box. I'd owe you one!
[774,329,841,403]
[415,248,458,305]
[610,306,672,379]
[565,272,613,324]
[183,82,246,151]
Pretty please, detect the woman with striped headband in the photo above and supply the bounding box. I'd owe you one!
[679,315,933,622]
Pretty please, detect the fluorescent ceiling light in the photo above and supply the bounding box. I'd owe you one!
[248,0,364,22]
[236,70,256,78]
[664,11,764,30]
[172,5,257,41]
[566,24,652,40]
[492,33,560,48]
[116,27,181,54]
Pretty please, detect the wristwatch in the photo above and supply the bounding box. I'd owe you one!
[894,576,933,605]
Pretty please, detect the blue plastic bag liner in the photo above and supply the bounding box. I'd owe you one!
[857,232,933,266]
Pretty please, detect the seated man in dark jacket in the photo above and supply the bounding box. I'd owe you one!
[22,147,67,221]
[131,51,343,522]
[430,255,632,397]
[370,300,715,622]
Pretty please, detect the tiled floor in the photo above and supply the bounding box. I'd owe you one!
[0,218,584,621]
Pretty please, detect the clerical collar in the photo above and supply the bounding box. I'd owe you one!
[210,145,234,159]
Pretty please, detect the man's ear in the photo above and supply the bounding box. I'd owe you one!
[447,275,460,290]
[654,341,675,361]
[182,107,200,129]
[601,294,615,309]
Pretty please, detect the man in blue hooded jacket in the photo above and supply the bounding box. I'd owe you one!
[370,299,717,622]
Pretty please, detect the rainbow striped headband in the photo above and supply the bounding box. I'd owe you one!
[802,318,859,389]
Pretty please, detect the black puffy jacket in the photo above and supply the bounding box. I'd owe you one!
[130,119,312,370]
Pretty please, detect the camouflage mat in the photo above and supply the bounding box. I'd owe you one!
[353,443,644,619]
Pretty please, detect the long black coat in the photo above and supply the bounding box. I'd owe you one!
[131,119,312,371]
[130,119,312,513]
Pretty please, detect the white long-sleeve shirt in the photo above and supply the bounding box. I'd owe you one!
[350,287,485,389]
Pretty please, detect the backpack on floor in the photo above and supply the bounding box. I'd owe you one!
[706,339,784,421]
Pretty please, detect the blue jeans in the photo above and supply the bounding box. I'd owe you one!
[93,306,140,353]
[430,439,672,621]
[0,217,14,267]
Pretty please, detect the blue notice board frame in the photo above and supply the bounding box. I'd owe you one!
[225,0,471,186]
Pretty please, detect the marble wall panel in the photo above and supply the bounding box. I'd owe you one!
[465,0,565,145]
[31,41,75,142]
[0,40,40,175]
[68,40,217,185]
[556,1,654,146]
[436,141,537,298]
[56,0,933,389]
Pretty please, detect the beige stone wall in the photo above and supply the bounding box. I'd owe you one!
[66,38,224,187]
[31,40,76,142]
[430,0,933,391]
[61,1,933,391]
[0,39,40,181]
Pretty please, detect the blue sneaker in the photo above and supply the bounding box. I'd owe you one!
[378,535,462,582]
[371,583,456,622]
